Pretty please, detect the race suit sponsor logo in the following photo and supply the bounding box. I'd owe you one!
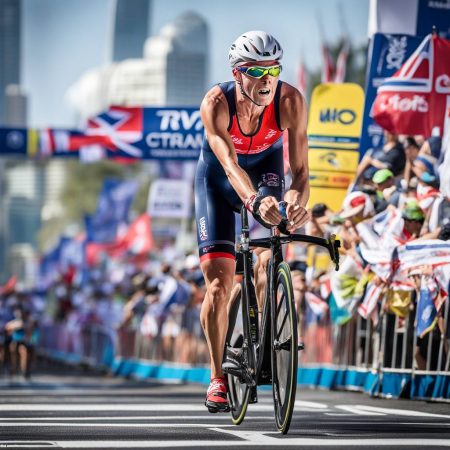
[199,217,208,241]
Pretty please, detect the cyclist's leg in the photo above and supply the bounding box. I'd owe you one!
[200,257,235,378]
[195,155,240,411]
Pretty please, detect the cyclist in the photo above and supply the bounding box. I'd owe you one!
[195,30,310,413]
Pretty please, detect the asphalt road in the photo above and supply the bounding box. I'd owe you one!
[0,362,449,449]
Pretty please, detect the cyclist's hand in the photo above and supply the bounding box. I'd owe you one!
[285,202,310,231]
[257,196,282,225]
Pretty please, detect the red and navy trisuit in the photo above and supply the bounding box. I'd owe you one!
[195,80,285,263]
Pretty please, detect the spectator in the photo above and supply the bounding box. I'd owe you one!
[403,137,420,184]
[5,302,38,379]
[371,169,400,213]
[421,135,442,161]
[355,131,406,183]
[306,203,333,238]
[401,201,425,241]
[305,203,334,271]
[412,154,438,181]
[415,172,440,213]
[426,194,450,240]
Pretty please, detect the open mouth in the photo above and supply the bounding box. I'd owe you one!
[258,89,270,96]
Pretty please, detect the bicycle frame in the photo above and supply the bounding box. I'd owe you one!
[235,206,340,386]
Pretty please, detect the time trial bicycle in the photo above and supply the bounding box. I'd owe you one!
[222,202,340,434]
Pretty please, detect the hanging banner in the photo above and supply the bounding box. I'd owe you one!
[368,0,450,39]
[147,179,193,219]
[307,83,364,211]
[0,106,204,161]
[359,33,423,159]
[372,33,450,137]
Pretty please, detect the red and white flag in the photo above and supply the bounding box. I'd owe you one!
[321,43,335,83]
[297,60,308,95]
[372,34,450,137]
[334,40,350,83]
[305,291,329,317]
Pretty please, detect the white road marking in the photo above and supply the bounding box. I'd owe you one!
[0,415,271,421]
[335,405,386,416]
[7,437,447,447]
[0,403,269,412]
[335,405,450,419]
[295,400,328,409]
[0,422,233,428]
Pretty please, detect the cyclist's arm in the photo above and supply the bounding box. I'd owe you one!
[280,85,310,228]
[200,87,281,224]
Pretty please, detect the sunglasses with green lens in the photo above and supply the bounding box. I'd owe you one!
[237,65,282,79]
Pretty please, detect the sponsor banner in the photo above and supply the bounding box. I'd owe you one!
[309,173,354,190]
[360,33,422,159]
[368,0,450,39]
[373,34,450,137]
[308,83,364,146]
[147,179,193,219]
[308,148,359,173]
[307,83,364,209]
[0,107,203,161]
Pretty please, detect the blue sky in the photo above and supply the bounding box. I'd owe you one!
[22,0,369,127]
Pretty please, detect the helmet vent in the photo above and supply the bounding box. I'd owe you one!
[250,43,261,55]
[243,44,250,52]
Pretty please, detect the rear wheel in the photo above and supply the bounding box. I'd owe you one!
[271,262,298,434]
[225,284,250,425]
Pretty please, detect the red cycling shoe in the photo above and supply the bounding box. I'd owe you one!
[205,376,230,413]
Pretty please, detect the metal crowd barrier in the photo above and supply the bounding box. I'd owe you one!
[38,288,449,401]
[39,323,116,369]
[324,293,450,400]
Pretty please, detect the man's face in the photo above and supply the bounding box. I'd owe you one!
[234,60,280,106]
[404,218,423,236]
[376,178,394,191]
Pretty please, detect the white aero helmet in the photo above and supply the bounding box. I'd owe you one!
[229,31,283,68]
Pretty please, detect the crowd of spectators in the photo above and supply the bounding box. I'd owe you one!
[1,130,449,377]
[0,253,209,378]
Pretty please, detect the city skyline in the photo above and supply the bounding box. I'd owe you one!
[21,0,369,128]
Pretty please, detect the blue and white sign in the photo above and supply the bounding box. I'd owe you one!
[359,33,423,159]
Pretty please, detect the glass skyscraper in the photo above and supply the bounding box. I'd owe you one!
[112,0,151,62]
[0,0,21,124]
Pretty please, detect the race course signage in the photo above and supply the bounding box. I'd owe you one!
[0,106,204,161]
[307,83,365,211]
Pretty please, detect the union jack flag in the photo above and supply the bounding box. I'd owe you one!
[86,106,144,158]
[373,34,450,136]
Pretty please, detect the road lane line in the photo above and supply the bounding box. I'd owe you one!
[335,405,386,416]
[336,405,450,418]
[0,415,272,421]
[5,438,447,447]
[295,400,328,409]
[0,403,271,412]
[0,422,233,428]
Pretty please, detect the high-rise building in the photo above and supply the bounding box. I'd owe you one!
[112,0,151,62]
[5,84,27,127]
[0,0,21,124]
[67,11,209,118]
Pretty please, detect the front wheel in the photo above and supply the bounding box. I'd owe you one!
[271,262,298,434]
[225,283,250,425]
